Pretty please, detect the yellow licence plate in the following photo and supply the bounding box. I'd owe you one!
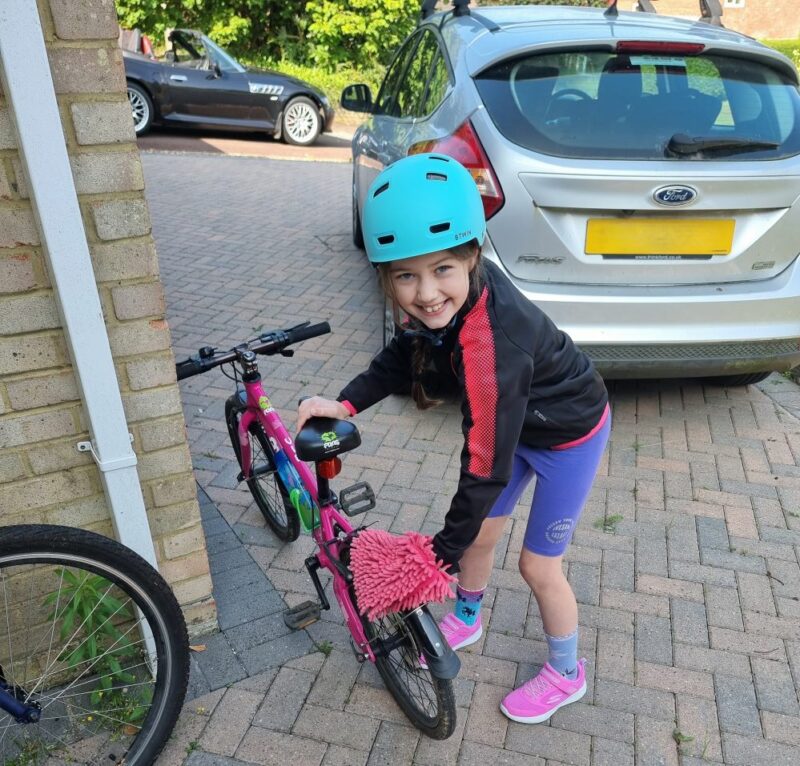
[585,218,735,256]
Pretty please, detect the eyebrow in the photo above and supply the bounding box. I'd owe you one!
[389,256,453,273]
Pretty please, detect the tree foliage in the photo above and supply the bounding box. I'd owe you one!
[114,0,309,60]
[305,0,420,70]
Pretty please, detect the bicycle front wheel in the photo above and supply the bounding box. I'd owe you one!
[363,612,456,739]
[0,524,189,766]
[225,396,299,542]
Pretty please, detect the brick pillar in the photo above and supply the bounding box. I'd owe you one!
[0,0,216,635]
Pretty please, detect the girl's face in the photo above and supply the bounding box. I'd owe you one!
[387,249,477,330]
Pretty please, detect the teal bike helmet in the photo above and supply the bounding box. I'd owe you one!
[362,153,486,264]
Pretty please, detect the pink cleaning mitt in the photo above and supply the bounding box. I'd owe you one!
[349,529,456,621]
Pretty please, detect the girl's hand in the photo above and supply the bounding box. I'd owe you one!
[296,396,350,432]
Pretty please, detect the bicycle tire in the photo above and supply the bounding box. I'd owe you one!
[361,612,456,739]
[225,396,300,542]
[0,524,189,766]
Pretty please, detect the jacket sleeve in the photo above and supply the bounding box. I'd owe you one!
[432,291,534,571]
[337,334,414,414]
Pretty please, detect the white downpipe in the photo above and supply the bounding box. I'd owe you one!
[0,2,158,570]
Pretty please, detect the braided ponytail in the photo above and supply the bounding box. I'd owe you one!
[377,240,484,410]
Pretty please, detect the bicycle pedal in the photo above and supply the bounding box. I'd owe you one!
[339,482,376,517]
[283,601,321,630]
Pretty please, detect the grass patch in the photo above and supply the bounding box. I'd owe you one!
[593,514,624,534]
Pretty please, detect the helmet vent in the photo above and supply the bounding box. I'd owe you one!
[377,234,395,245]
[426,172,447,182]
[429,222,450,234]
[373,182,390,197]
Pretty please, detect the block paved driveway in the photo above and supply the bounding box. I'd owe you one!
[141,151,800,766]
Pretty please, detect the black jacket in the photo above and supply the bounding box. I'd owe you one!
[339,260,608,569]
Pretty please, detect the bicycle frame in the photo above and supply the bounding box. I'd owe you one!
[236,376,376,662]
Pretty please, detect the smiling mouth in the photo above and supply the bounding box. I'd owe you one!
[420,301,447,314]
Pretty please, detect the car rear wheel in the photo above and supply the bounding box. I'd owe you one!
[282,96,322,146]
[127,82,153,136]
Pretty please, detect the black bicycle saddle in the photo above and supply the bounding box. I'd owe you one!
[295,417,361,462]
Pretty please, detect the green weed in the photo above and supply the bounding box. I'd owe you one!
[593,514,624,534]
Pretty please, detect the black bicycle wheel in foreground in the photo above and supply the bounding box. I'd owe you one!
[0,525,189,765]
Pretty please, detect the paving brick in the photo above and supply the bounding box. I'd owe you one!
[252,666,315,732]
[635,613,673,665]
[594,679,675,721]
[596,630,634,684]
[365,721,418,766]
[636,662,714,700]
[601,549,634,591]
[464,682,508,747]
[590,736,634,766]
[671,599,709,647]
[293,705,380,750]
[322,745,368,766]
[235,728,327,766]
[505,721,591,765]
[736,571,777,616]
[715,675,762,736]
[751,657,800,716]
[551,701,634,743]
[636,574,703,603]
[761,710,800,747]
[307,649,362,710]
[458,741,545,766]
[697,516,730,551]
[675,693,723,762]
[634,715,679,766]
[721,732,800,766]
[200,688,262,756]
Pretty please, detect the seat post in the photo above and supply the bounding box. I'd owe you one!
[315,466,333,506]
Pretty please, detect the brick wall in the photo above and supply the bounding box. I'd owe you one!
[644,0,800,40]
[0,0,215,635]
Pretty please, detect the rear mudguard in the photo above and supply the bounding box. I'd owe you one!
[406,605,461,680]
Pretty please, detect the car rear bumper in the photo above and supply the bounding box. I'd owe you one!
[484,244,800,379]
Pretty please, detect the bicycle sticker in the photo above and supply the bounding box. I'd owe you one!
[269,436,280,453]
[321,431,340,450]
[258,395,274,412]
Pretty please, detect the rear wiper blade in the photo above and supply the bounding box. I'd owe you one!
[666,133,780,157]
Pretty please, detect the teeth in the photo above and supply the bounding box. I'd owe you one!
[423,302,445,313]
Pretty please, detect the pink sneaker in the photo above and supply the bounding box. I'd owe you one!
[500,659,587,724]
[419,613,482,669]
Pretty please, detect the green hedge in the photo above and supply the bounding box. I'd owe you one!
[760,39,800,68]
[239,55,384,106]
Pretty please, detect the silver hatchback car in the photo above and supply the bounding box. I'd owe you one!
[341,3,800,384]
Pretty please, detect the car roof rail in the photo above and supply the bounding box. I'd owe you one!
[604,0,619,19]
[698,0,724,26]
[420,0,438,20]
[635,0,657,13]
[420,1,500,32]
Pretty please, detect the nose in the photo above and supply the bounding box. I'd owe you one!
[416,274,439,303]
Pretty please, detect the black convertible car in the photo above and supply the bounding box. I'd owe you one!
[123,29,335,146]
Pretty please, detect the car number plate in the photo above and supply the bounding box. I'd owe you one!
[585,219,735,256]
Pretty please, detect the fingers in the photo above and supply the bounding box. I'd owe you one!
[296,396,340,433]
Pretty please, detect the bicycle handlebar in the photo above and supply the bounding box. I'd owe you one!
[175,321,331,380]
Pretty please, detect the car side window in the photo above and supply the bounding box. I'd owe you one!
[395,30,439,119]
[374,35,419,117]
[419,45,451,117]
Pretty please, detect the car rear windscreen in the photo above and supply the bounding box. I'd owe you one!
[474,50,800,160]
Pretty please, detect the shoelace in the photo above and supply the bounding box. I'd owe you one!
[522,672,555,700]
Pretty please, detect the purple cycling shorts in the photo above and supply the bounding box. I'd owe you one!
[487,406,611,556]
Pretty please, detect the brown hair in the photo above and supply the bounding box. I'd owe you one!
[377,240,484,410]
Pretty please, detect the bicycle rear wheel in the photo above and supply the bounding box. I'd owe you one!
[0,524,189,766]
[225,396,299,542]
[362,612,456,739]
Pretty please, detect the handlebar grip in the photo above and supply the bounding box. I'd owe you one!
[175,358,204,380]
[286,321,331,346]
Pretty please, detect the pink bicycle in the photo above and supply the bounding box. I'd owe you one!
[176,322,459,738]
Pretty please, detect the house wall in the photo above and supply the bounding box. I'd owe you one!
[0,0,215,635]
[644,1,800,40]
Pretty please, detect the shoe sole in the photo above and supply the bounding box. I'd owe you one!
[419,624,482,669]
[499,680,587,724]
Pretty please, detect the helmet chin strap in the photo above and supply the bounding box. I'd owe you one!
[402,315,458,347]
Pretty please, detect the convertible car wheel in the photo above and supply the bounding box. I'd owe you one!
[282,96,322,146]
[127,81,153,136]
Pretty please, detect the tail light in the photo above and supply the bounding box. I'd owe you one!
[318,457,342,479]
[408,120,505,220]
[616,41,705,55]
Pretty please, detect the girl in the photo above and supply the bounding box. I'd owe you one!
[297,153,609,724]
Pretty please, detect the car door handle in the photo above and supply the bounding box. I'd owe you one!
[169,75,187,82]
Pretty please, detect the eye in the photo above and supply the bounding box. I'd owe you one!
[435,264,453,275]
[394,271,414,282]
